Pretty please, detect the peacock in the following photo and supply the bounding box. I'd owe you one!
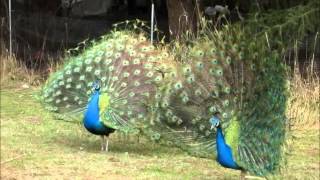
[139,26,287,177]
[39,30,174,151]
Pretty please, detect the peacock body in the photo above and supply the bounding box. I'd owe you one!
[139,27,287,177]
[39,30,174,151]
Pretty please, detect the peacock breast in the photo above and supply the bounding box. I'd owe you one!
[216,128,241,170]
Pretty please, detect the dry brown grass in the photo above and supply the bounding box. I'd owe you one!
[285,34,319,130]
[0,51,41,86]
[287,70,319,130]
[0,47,61,87]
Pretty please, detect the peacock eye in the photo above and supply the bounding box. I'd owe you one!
[226,56,232,65]
[215,121,220,127]
[211,59,218,65]
[224,87,231,94]
[196,61,204,69]
[211,48,216,54]
[196,50,204,57]
[216,69,223,76]
[151,133,161,141]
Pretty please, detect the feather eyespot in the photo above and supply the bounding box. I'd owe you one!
[120,82,127,87]
[112,76,119,81]
[134,69,141,75]
[226,56,232,64]
[114,53,121,59]
[211,48,216,54]
[162,101,169,108]
[94,57,102,63]
[106,51,113,57]
[134,81,140,87]
[211,59,218,65]
[154,75,162,82]
[122,60,129,66]
[196,50,204,57]
[195,89,202,96]
[133,58,140,64]
[146,71,154,77]
[116,44,125,51]
[222,113,228,118]
[94,70,101,76]
[199,124,205,131]
[209,106,216,113]
[106,44,113,49]
[129,50,136,57]
[74,67,80,73]
[174,82,183,90]
[165,110,173,117]
[183,66,192,74]
[182,96,189,103]
[123,72,130,78]
[224,87,231,94]
[196,61,204,69]
[216,69,223,76]
[223,100,230,107]
[86,66,93,72]
[139,36,146,42]
[108,66,114,72]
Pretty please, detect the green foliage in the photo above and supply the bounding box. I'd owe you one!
[243,0,320,51]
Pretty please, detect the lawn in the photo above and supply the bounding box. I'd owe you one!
[0,84,319,179]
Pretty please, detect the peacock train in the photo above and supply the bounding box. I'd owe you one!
[39,24,287,178]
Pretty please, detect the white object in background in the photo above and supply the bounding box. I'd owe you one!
[150,2,154,44]
[9,0,12,57]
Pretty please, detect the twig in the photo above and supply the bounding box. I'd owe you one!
[1,154,26,165]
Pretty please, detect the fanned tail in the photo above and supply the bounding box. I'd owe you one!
[40,30,175,132]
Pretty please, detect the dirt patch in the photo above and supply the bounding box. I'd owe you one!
[24,116,42,125]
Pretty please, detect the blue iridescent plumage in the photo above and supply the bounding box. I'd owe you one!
[83,89,115,136]
[83,85,115,151]
[210,116,241,170]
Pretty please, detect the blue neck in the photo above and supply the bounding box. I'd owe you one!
[83,90,102,132]
[215,126,240,170]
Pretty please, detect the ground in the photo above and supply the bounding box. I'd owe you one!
[0,84,319,180]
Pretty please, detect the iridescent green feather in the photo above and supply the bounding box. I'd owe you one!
[39,30,174,133]
[140,26,287,177]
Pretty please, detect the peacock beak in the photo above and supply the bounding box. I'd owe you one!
[211,125,214,130]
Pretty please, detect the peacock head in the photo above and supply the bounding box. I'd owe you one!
[210,114,220,129]
[92,80,101,92]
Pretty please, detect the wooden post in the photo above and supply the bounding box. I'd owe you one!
[8,0,12,57]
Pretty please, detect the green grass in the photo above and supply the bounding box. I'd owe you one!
[0,86,319,179]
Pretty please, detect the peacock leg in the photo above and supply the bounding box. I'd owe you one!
[105,136,109,152]
[240,170,246,180]
[100,135,106,151]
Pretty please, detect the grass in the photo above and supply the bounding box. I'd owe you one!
[0,45,319,179]
[286,71,319,130]
[0,58,319,180]
[0,84,319,180]
[0,88,240,179]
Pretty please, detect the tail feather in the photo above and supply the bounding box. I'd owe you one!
[40,31,174,132]
[140,27,287,176]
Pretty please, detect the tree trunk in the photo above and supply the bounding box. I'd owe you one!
[166,0,202,40]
